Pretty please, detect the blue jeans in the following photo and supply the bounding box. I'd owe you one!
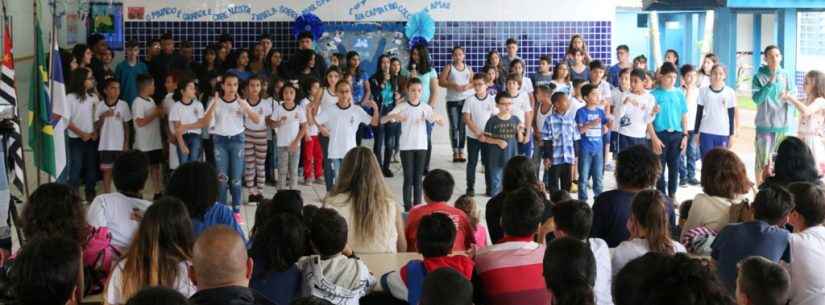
[320,135,336,191]
[213,133,245,211]
[578,149,604,201]
[327,158,343,189]
[484,145,506,196]
[447,100,466,151]
[67,137,99,193]
[679,132,699,181]
[656,131,684,198]
[466,137,485,193]
[177,133,202,164]
[373,122,399,170]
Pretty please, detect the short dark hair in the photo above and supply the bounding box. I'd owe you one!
[137,74,154,90]
[551,91,567,104]
[420,268,473,305]
[423,169,454,202]
[298,31,314,41]
[588,60,605,71]
[125,39,141,49]
[165,162,219,219]
[408,77,424,87]
[495,92,511,104]
[680,64,696,77]
[416,213,457,258]
[614,253,734,305]
[580,83,597,98]
[505,38,518,46]
[22,183,87,245]
[616,45,629,52]
[259,33,273,41]
[550,190,572,203]
[87,33,105,47]
[630,68,646,80]
[12,237,82,305]
[309,208,348,256]
[543,237,596,305]
[615,145,661,189]
[271,190,304,216]
[536,85,553,95]
[505,73,522,86]
[502,186,544,237]
[659,62,678,76]
[125,287,190,305]
[160,32,173,41]
[539,55,551,64]
[552,200,593,240]
[763,45,780,55]
[737,256,790,305]
[113,150,149,194]
[472,72,488,82]
[787,182,825,227]
[753,183,795,225]
[249,213,306,273]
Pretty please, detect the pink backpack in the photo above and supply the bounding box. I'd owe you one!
[82,226,121,295]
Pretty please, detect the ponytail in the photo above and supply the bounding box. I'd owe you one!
[632,190,675,255]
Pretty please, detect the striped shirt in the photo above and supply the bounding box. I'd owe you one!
[474,237,551,305]
[542,113,576,165]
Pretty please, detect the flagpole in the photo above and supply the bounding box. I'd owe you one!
[47,0,56,184]
[1,0,31,199]
[33,0,42,187]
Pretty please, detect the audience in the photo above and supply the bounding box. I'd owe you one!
[543,237,596,305]
[786,182,825,305]
[106,197,196,304]
[551,200,612,305]
[11,237,83,305]
[421,268,473,305]
[125,287,191,305]
[611,189,686,275]
[297,208,375,305]
[189,226,275,305]
[711,183,794,292]
[382,213,474,305]
[736,256,791,305]
[762,136,822,188]
[249,214,306,305]
[405,170,475,253]
[592,145,675,247]
[474,186,550,305]
[454,195,489,248]
[323,147,406,253]
[485,156,553,244]
[682,149,752,237]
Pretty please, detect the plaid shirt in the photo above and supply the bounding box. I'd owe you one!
[542,113,576,165]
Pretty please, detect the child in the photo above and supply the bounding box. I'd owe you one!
[612,190,686,275]
[531,55,554,88]
[575,84,608,201]
[551,62,572,96]
[114,40,149,107]
[95,79,131,194]
[382,213,474,305]
[504,73,533,157]
[243,76,273,198]
[170,79,205,165]
[346,51,373,145]
[161,73,180,172]
[226,49,254,81]
[301,78,324,184]
[615,68,655,151]
[696,64,737,157]
[736,256,791,305]
[314,80,379,188]
[298,208,375,305]
[608,45,631,87]
[65,67,100,202]
[680,64,701,186]
[483,66,500,96]
[272,83,306,190]
[455,194,488,248]
[481,92,525,196]
[551,200,613,305]
[782,70,825,173]
[502,37,522,73]
[542,91,577,193]
[787,182,825,305]
[208,73,262,223]
[439,46,474,162]
[588,60,613,169]
[249,213,306,305]
[318,67,341,191]
[633,54,648,71]
[753,46,796,185]
[404,169,475,251]
[610,68,631,153]
[650,63,688,199]
[510,59,536,108]
[383,78,444,209]
[569,48,590,82]
[87,151,152,252]
[698,53,719,88]
[132,74,164,199]
[711,184,793,291]
[462,73,497,196]
[420,268,474,305]
[533,85,556,188]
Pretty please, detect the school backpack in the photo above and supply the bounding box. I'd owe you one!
[83,226,121,295]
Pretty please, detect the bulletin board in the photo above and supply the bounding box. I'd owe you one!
[88,2,124,50]
[316,23,410,77]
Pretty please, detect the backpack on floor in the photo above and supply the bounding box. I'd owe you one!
[83,226,121,295]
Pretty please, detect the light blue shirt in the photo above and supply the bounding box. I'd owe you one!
[651,87,688,132]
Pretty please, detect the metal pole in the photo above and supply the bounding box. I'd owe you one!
[33,0,42,187]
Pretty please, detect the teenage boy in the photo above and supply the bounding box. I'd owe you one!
[615,69,656,151]
[650,63,688,199]
[787,182,825,305]
[150,32,179,102]
[736,256,791,305]
[532,56,554,88]
[712,184,794,292]
[474,187,550,305]
[501,38,522,74]
[115,40,149,107]
[132,74,165,198]
[575,84,608,201]
[383,213,474,305]
[542,91,577,193]
[608,45,632,87]
[679,64,701,186]
[421,268,474,305]
[463,73,498,196]
[481,92,525,196]
[405,169,475,253]
[753,45,795,185]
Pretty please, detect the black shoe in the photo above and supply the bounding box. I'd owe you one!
[382,168,394,178]
[153,193,162,200]
[679,180,688,187]
[688,178,700,186]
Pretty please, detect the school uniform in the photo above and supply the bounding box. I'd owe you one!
[315,102,372,189]
[65,93,100,197]
[271,101,305,190]
[393,101,435,210]
[243,98,273,195]
[462,93,498,195]
[208,96,250,211]
[95,99,131,169]
[169,99,205,164]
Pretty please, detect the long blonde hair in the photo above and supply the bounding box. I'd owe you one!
[326,146,394,241]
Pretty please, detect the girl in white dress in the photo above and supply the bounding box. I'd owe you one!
[784,70,825,174]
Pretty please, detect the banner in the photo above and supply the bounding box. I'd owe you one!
[123,0,615,22]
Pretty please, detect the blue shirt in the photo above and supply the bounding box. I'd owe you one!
[711,220,791,291]
[542,113,576,165]
[192,203,247,243]
[651,87,688,132]
[607,64,623,88]
[591,190,678,248]
[417,70,437,105]
[250,263,301,305]
[114,60,149,106]
[575,107,607,153]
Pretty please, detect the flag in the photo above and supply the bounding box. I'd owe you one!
[0,22,15,113]
[27,22,66,179]
[0,21,23,192]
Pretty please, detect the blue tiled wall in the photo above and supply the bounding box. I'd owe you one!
[125,20,612,73]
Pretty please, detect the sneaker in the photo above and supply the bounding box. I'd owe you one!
[688,178,700,186]
[233,212,245,225]
[382,168,394,178]
[571,184,579,193]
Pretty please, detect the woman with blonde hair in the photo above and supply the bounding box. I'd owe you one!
[323,146,407,253]
[105,197,196,305]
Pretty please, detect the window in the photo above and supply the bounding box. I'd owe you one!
[797,11,825,71]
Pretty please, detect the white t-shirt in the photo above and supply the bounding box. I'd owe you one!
[321,88,338,110]
[684,86,699,131]
[565,97,586,141]
[611,238,686,276]
[131,96,163,152]
[788,226,825,305]
[519,76,534,96]
[616,92,656,138]
[610,88,629,131]
[394,101,434,151]
[105,260,196,305]
[161,94,180,169]
[208,97,247,136]
[697,86,736,136]
[95,100,131,151]
[169,100,205,135]
[552,80,572,96]
[589,238,614,305]
[272,102,307,147]
[86,192,152,251]
[462,93,498,139]
[244,98,274,130]
[66,93,98,138]
[511,92,532,127]
[315,103,372,159]
[590,80,613,106]
[300,98,320,136]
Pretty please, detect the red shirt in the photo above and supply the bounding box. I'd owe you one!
[405,202,476,252]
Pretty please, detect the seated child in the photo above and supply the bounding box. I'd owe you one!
[736,256,791,305]
[455,195,489,248]
[421,268,474,305]
[249,214,306,305]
